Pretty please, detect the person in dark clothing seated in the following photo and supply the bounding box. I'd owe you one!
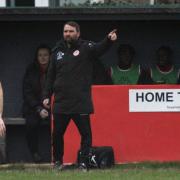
[110,44,151,85]
[150,46,179,84]
[23,45,51,162]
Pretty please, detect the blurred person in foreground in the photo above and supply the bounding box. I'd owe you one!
[0,82,5,137]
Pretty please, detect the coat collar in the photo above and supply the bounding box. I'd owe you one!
[52,38,82,52]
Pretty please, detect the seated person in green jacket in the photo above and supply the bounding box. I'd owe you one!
[151,46,179,84]
[110,44,151,84]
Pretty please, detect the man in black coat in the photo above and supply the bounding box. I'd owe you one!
[23,45,51,162]
[43,21,117,171]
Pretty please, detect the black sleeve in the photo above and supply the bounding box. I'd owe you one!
[23,68,42,111]
[88,36,114,58]
[138,67,154,85]
[92,60,113,85]
[43,55,56,99]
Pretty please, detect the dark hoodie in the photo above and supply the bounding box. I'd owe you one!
[23,60,48,116]
[43,37,113,114]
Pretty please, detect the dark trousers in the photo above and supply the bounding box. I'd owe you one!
[25,113,50,155]
[25,113,40,154]
[53,113,92,164]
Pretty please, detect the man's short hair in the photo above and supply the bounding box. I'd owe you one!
[156,46,173,57]
[64,21,80,32]
[117,44,135,57]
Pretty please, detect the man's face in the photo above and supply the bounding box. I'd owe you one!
[157,49,171,67]
[118,48,133,66]
[63,24,80,43]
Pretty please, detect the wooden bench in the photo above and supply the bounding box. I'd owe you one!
[4,117,49,125]
[1,117,50,163]
[1,118,25,163]
[5,117,25,125]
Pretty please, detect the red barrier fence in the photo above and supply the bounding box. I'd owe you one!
[60,85,180,163]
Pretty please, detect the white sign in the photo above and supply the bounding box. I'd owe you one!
[150,0,155,5]
[35,0,49,7]
[129,89,180,112]
[90,0,104,4]
[0,0,6,7]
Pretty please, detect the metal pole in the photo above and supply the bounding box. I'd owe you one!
[10,0,15,7]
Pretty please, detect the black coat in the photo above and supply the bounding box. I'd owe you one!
[23,63,46,116]
[43,37,113,114]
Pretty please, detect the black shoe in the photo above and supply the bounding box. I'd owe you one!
[54,161,64,171]
[78,163,88,172]
[32,153,42,163]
